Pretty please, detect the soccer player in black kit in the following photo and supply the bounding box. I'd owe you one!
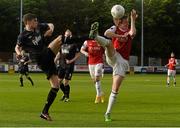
[54,29,81,102]
[18,50,34,87]
[15,13,62,121]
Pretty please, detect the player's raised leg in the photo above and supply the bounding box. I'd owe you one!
[89,22,112,48]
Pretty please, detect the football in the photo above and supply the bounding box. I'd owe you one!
[111,4,125,18]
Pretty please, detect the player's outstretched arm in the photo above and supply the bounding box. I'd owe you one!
[165,63,170,67]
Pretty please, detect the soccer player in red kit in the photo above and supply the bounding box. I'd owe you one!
[165,52,177,87]
[89,9,137,121]
[81,40,105,103]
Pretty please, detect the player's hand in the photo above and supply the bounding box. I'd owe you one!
[16,54,22,60]
[66,59,72,64]
[118,32,129,38]
[84,52,88,57]
[56,35,62,42]
[44,29,53,37]
[131,9,138,21]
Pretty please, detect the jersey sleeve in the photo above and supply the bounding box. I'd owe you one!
[39,23,49,33]
[16,34,24,47]
[81,41,88,49]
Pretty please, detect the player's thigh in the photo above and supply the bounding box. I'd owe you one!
[58,67,66,79]
[168,69,172,76]
[25,72,29,77]
[37,51,57,80]
[49,74,59,88]
[89,65,95,79]
[112,52,129,77]
[37,48,56,72]
[64,66,74,80]
[105,43,115,58]
[171,70,176,77]
[48,35,62,55]
[105,49,116,67]
[24,67,29,75]
[94,63,103,77]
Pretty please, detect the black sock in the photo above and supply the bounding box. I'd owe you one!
[60,83,65,94]
[27,77,34,85]
[64,85,70,98]
[42,88,59,114]
[20,77,23,86]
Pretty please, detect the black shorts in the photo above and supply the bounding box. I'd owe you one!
[58,64,74,80]
[19,66,29,75]
[37,48,57,79]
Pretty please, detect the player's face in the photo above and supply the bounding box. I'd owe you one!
[65,31,71,37]
[29,18,38,29]
[65,30,72,37]
[121,18,129,29]
[113,18,121,27]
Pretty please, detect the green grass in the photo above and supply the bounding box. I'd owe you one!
[0,73,180,127]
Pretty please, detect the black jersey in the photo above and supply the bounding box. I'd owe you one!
[16,23,49,60]
[58,36,79,67]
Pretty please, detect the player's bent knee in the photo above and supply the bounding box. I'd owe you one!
[49,75,59,88]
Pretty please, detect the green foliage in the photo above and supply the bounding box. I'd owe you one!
[142,0,180,58]
[0,0,180,59]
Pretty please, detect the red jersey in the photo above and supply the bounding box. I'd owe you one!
[112,27,132,60]
[167,57,176,70]
[83,40,104,65]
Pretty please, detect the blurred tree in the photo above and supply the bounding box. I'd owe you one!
[0,0,19,52]
[143,0,180,58]
[0,0,180,63]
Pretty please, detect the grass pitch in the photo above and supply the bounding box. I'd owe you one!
[0,73,180,127]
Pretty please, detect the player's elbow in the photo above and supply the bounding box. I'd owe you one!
[48,23,54,32]
[15,45,20,53]
[129,30,136,37]
[15,45,17,51]
[80,48,85,54]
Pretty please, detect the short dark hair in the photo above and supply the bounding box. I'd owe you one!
[23,13,37,24]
